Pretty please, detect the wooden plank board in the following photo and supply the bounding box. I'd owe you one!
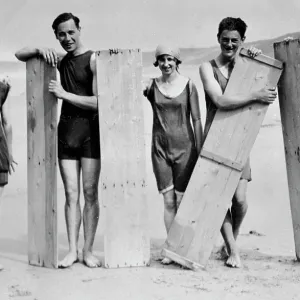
[96,49,150,268]
[27,58,58,268]
[163,48,283,270]
[274,39,300,260]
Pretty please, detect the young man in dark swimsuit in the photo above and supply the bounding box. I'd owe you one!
[200,17,277,268]
[15,13,101,268]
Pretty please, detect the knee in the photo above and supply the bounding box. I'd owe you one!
[64,184,79,204]
[175,192,184,208]
[83,183,98,203]
[164,195,176,211]
[233,190,248,209]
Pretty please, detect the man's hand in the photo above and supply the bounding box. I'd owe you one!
[283,37,294,42]
[8,154,17,175]
[247,46,262,58]
[254,87,277,104]
[0,76,11,103]
[38,48,58,67]
[1,76,11,89]
[49,80,67,99]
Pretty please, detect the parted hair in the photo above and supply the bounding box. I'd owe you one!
[217,17,247,40]
[52,12,80,34]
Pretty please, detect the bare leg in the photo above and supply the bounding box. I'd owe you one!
[161,189,176,265]
[232,179,248,240]
[0,186,4,271]
[175,191,184,210]
[81,158,101,268]
[221,179,247,268]
[58,159,81,268]
[221,210,241,268]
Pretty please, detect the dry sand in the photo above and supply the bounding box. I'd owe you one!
[0,64,299,300]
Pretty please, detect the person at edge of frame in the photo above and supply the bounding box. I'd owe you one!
[0,77,17,271]
[143,45,204,265]
[15,12,102,269]
[199,17,277,268]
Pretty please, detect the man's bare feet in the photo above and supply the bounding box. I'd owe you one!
[225,250,242,268]
[83,251,101,268]
[161,257,173,265]
[216,244,229,260]
[58,251,79,268]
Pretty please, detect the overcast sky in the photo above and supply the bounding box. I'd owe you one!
[0,0,299,60]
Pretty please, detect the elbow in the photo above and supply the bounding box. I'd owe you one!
[215,99,232,110]
[15,52,25,62]
[214,100,225,109]
[15,49,31,62]
[3,123,12,133]
[192,118,202,125]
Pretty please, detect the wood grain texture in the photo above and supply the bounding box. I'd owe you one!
[163,48,283,269]
[27,58,58,268]
[96,49,150,268]
[274,39,300,260]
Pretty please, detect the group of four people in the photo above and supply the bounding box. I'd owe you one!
[0,12,277,271]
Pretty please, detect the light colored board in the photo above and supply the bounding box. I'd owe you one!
[96,49,150,268]
[26,58,58,268]
[274,39,300,260]
[163,48,283,269]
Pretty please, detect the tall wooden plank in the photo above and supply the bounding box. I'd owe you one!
[96,49,150,268]
[27,58,58,268]
[162,48,283,270]
[274,39,300,260]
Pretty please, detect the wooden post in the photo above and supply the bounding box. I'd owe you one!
[162,48,283,270]
[27,58,58,268]
[96,49,150,268]
[274,39,300,261]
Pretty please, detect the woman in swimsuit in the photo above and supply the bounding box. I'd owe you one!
[144,45,203,264]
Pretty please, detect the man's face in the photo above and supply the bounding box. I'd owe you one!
[56,19,81,53]
[218,30,243,60]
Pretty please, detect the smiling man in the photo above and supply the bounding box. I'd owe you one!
[199,17,277,268]
[15,13,101,269]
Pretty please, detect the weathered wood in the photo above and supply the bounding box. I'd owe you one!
[240,48,283,69]
[27,58,58,268]
[163,48,283,269]
[200,149,243,171]
[274,39,300,261]
[96,49,150,268]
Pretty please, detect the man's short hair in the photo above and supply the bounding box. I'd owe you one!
[52,12,80,34]
[217,17,247,40]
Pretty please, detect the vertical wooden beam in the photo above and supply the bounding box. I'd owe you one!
[274,39,300,260]
[96,49,150,268]
[26,58,58,268]
[162,49,283,270]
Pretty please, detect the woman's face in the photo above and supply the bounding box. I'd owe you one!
[157,55,177,75]
[218,30,243,60]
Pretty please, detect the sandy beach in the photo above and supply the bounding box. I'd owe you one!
[0,61,299,300]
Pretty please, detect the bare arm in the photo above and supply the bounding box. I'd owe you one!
[142,78,152,98]
[15,47,64,67]
[49,52,98,111]
[199,62,277,110]
[189,81,203,155]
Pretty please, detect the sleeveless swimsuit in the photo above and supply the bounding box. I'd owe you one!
[57,50,100,160]
[204,59,251,181]
[146,79,198,193]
